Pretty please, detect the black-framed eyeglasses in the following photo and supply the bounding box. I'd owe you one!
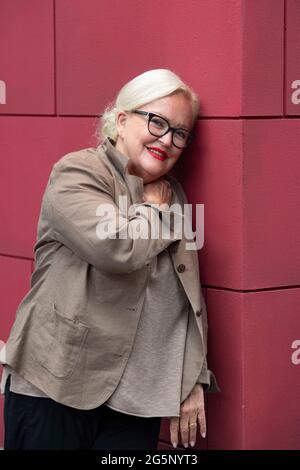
[131,110,193,149]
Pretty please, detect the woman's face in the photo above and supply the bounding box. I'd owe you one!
[115,93,194,183]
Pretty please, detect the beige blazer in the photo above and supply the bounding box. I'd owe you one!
[5,138,220,410]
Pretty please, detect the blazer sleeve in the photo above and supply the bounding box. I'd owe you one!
[196,360,221,393]
[45,154,184,274]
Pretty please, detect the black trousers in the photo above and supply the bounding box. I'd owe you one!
[4,375,162,450]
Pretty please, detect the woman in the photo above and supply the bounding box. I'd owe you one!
[1,68,220,450]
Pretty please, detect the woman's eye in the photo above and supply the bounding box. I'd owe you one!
[175,130,187,140]
[151,118,164,128]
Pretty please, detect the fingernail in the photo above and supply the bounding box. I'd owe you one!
[190,441,195,447]
[172,442,177,448]
[183,443,188,448]
[201,432,206,438]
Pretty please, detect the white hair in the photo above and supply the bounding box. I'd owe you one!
[95,68,200,145]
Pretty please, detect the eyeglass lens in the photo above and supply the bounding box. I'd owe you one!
[149,115,190,148]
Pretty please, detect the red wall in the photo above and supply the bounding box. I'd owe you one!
[1,0,300,450]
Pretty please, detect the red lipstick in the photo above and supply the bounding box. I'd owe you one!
[146,146,168,161]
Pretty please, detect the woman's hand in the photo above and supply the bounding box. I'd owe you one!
[169,383,206,448]
[142,177,172,206]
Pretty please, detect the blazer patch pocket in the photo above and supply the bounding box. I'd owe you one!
[32,304,89,378]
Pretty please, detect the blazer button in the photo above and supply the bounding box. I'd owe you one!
[177,264,186,273]
[196,308,202,317]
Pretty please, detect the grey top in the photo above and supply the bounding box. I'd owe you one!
[1,247,194,418]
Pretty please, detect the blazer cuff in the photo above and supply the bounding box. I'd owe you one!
[197,368,221,393]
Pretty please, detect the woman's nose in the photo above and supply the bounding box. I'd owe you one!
[157,130,173,147]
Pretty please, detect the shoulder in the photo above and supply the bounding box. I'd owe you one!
[49,147,115,190]
[52,147,112,175]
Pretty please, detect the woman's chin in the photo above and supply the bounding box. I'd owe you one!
[142,166,166,182]
[141,157,167,173]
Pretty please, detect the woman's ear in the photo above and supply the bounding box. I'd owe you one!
[116,111,127,139]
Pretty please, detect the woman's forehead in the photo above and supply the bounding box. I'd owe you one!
[142,95,193,127]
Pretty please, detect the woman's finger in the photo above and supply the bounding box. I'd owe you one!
[189,413,198,447]
[197,406,207,439]
[169,417,179,448]
[179,412,190,448]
